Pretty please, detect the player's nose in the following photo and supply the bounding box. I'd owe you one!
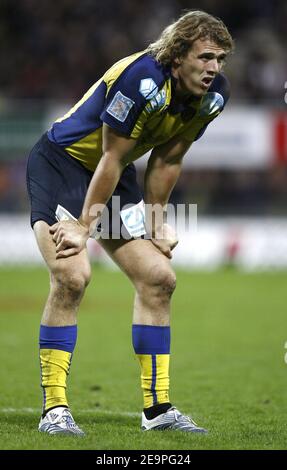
[207,58,220,74]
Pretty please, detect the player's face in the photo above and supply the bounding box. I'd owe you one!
[172,39,227,98]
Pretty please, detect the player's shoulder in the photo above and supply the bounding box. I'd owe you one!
[115,53,168,99]
[126,53,167,81]
[209,72,230,105]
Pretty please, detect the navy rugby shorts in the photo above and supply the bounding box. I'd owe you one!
[26,133,144,239]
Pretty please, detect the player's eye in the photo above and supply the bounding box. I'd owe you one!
[200,55,212,61]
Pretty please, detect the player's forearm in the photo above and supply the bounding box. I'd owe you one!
[144,158,182,236]
[144,136,189,207]
[145,160,181,206]
[79,153,125,235]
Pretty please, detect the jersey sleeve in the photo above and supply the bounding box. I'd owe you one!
[100,57,165,138]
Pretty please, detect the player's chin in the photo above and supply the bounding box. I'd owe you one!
[196,90,208,98]
[189,84,208,97]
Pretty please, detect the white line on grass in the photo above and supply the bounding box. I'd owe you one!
[0,407,140,417]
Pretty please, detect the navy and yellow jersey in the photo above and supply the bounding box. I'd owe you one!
[48,51,230,172]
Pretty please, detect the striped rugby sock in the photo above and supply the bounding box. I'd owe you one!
[39,325,77,414]
[132,324,170,409]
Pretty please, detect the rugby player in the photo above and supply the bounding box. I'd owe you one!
[26,10,234,435]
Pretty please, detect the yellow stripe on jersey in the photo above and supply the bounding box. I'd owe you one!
[48,51,229,172]
[55,79,103,125]
[65,128,103,171]
[55,52,145,125]
[103,52,146,94]
[130,78,172,140]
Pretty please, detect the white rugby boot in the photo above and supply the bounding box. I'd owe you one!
[141,406,207,433]
[38,406,85,436]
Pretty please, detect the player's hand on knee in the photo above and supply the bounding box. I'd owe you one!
[49,220,89,259]
[151,223,178,259]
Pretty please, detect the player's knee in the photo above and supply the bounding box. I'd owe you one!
[52,266,91,299]
[157,268,177,298]
[138,263,177,299]
[82,264,92,287]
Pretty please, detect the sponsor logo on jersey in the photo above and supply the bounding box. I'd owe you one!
[107,91,135,122]
[146,89,166,113]
[199,92,224,117]
[139,78,158,99]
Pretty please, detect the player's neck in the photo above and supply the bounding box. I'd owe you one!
[171,71,201,103]
[173,85,201,105]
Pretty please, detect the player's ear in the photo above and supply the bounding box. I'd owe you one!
[173,57,181,67]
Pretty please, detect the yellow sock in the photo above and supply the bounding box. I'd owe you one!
[137,354,170,408]
[40,349,72,412]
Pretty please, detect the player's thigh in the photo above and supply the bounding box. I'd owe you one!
[98,238,176,290]
[33,220,91,284]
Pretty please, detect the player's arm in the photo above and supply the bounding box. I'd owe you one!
[50,124,136,258]
[144,135,191,258]
[79,124,136,230]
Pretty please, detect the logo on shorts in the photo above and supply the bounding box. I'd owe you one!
[120,200,146,237]
[107,91,135,122]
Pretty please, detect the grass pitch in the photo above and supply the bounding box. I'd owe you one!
[0,266,286,450]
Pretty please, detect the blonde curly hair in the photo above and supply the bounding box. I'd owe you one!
[146,10,234,65]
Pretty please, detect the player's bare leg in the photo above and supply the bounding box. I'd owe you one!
[100,238,175,325]
[99,237,207,432]
[34,221,91,326]
[34,220,91,435]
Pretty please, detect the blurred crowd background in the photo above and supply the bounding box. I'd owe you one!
[0,0,287,216]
